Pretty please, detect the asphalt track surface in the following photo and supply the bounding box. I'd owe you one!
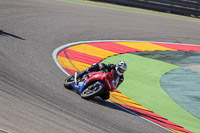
[0,0,200,133]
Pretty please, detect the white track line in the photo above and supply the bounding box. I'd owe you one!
[108,100,174,132]
[0,128,12,133]
[52,40,199,133]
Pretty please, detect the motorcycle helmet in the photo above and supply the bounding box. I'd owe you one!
[116,61,127,76]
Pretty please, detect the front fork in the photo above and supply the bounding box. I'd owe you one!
[92,82,104,89]
[71,81,105,93]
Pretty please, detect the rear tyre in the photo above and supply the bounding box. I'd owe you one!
[64,75,74,89]
[80,84,105,100]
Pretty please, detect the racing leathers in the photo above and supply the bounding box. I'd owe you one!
[75,63,124,88]
[75,63,125,100]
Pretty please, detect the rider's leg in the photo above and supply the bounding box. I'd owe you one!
[75,69,88,80]
[75,63,99,81]
[74,69,87,83]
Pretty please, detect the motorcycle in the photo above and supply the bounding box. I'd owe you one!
[64,69,119,100]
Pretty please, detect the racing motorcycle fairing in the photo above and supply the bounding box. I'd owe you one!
[103,70,119,92]
[64,69,120,99]
[71,80,105,93]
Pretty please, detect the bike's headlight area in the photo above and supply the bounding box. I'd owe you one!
[106,79,111,90]
[112,80,118,88]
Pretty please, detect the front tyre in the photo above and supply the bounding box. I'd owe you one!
[99,92,110,100]
[81,84,105,100]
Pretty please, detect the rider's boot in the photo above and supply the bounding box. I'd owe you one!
[74,72,79,84]
[74,70,87,84]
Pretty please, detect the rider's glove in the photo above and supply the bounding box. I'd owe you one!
[99,64,106,73]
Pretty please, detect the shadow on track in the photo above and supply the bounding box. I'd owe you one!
[88,97,138,116]
[0,30,26,40]
[64,85,137,116]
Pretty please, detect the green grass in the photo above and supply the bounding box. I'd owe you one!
[60,0,200,21]
[101,53,200,133]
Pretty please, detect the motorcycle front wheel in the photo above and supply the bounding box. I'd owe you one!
[80,83,105,100]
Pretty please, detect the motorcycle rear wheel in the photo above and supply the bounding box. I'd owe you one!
[80,83,105,100]
[64,74,74,89]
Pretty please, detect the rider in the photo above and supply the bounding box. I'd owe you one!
[74,61,127,99]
